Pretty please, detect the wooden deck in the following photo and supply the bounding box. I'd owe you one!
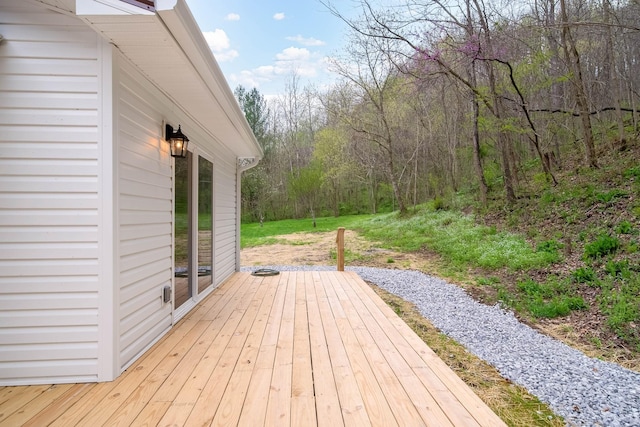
[0,271,506,426]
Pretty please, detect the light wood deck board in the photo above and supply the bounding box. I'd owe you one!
[0,271,506,427]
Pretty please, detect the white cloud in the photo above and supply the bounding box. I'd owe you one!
[203,29,229,51]
[230,70,262,89]
[225,13,240,21]
[276,47,311,62]
[202,29,238,62]
[215,49,239,62]
[285,35,326,47]
[273,12,285,20]
[230,46,332,94]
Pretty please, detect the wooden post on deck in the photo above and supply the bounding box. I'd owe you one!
[336,227,345,271]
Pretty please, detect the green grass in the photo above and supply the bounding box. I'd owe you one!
[497,277,587,319]
[241,204,559,271]
[357,205,558,270]
[583,234,620,259]
[599,262,640,350]
[241,214,370,248]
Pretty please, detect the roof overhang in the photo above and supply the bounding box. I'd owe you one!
[36,0,262,162]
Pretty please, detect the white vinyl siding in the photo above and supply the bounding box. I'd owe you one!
[0,3,100,385]
[117,58,172,370]
[214,157,238,282]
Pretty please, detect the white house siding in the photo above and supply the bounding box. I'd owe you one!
[0,3,101,385]
[116,58,173,371]
[214,156,238,282]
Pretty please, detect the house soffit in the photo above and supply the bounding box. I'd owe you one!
[71,0,262,160]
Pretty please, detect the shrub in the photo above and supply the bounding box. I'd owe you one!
[432,196,447,211]
[584,234,620,259]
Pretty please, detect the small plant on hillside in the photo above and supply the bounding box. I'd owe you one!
[432,196,447,211]
[623,165,640,179]
[584,234,620,259]
[536,240,563,262]
[572,266,598,285]
[477,276,500,286]
[605,259,631,279]
[616,220,635,235]
[536,239,561,253]
[598,275,640,350]
[501,277,587,319]
[595,189,627,204]
[528,296,587,318]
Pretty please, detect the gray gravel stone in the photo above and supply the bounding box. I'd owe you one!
[243,265,640,427]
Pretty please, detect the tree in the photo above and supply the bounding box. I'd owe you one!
[287,160,323,226]
[313,127,352,216]
[235,86,274,223]
[234,86,270,143]
[330,30,415,214]
[559,0,598,168]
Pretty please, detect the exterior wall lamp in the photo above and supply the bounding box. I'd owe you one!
[165,124,189,158]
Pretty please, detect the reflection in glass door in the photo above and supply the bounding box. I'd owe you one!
[174,153,191,309]
[174,153,214,311]
[198,157,213,293]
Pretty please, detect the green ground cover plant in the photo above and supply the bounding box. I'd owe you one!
[584,234,620,259]
[357,204,559,270]
[500,277,587,319]
[599,262,640,350]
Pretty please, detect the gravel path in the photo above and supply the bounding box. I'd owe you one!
[242,265,640,427]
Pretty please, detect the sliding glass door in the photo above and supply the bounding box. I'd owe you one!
[174,152,214,312]
[198,157,213,293]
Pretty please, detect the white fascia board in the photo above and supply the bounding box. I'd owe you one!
[156,0,263,160]
[76,0,154,15]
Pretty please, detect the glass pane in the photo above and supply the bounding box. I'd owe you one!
[198,157,213,293]
[174,154,191,308]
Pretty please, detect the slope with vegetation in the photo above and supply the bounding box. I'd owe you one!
[353,142,640,368]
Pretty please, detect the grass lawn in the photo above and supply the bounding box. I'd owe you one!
[241,214,371,248]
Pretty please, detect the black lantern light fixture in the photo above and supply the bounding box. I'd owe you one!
[165,124,189,158]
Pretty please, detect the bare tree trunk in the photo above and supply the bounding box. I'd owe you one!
[603,0,625,143]
[472,0,517,202]
[472,90,487,204]
[559,0,598,168]
[464,2,487,205]
[545,0,564,168]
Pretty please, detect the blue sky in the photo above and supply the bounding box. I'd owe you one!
[184,0,357,98]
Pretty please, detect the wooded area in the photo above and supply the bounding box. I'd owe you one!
[237,0,640,223]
